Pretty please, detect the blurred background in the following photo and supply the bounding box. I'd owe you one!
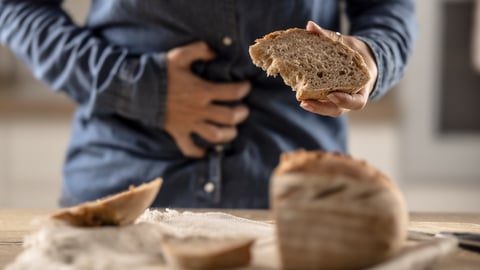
[0,0,479,211]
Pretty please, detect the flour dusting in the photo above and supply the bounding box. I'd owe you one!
[6,209,276,270]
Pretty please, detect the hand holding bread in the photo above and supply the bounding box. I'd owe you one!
[249,21,378,117]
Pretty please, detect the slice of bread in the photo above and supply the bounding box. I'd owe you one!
[51,178,163,227]
[160,236,255,270]
[270,150,408,270]
[249,28,370,100]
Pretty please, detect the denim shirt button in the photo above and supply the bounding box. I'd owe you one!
[222,36,233,46]
[204,182,215,193]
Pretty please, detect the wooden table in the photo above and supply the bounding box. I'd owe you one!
[1,209,479,269]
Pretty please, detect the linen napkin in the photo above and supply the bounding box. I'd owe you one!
[6,209,457,270]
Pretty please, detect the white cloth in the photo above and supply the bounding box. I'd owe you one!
[6,209,277,270]
[6,209,457,270]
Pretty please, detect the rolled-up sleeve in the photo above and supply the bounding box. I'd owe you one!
[0,0,167,128]
[346,0,417,100]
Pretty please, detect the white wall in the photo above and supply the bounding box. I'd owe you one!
[0,117,71,208]
[0,0,87,208]
[397,0,480,212]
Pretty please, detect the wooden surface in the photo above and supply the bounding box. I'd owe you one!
[0,209,479,269]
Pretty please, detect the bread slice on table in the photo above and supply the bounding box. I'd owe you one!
[51,178,163,227]
[270,150,408,270]
[249,28,370,100]
[160,236,255,270]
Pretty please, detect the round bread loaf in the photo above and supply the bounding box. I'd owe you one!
[270,150,408,270]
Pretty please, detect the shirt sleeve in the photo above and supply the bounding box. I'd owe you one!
[345,0,417,100]
[0,0,167,128]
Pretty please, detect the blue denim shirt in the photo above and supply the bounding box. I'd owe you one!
[0,0,416,208]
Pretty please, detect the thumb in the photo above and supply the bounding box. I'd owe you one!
[306,21,339,41]
[167,41,216,69]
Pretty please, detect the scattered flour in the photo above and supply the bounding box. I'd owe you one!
[6,209,276,270]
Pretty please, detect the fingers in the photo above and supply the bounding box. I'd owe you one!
[327,89,368,111]
[165,41,251,158]
[175,105,245,158]
[168,129,206,158]
[203,104,250,126]
[306,20,317,32]
[167,41,216,69]
[301,100,347,117]
[193,122,238,145]
[206,81,251,102]
[170,104,248,158]
[306,21,339,42]
[300,88,368,117]
[303,21,378,116]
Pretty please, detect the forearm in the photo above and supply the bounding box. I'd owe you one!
[0,1,167,127]
[346,0,417,100]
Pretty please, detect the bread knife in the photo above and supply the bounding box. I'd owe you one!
[409,230,480,253]
[436,232,480,253]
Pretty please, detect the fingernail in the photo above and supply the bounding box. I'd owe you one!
[300,101,313,111]
[238,105,250,119]
[242,83,252,94]
[327,94,340,103]
[306,21,317,31]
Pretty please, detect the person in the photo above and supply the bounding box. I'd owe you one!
[0,1,416,208]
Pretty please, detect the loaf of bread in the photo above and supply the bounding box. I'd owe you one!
[249,28,370,100]
[270,150,408,270]
[160,236,255,270]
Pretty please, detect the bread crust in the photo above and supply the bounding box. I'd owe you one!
[51,178,163,226]
[273,150,393,188]
[270,150,408,270]
[249,28,371,100]
[160,236,255,270]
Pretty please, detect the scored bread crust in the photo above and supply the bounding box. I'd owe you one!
[270,150,408,270]
[249,28,371,100]
[273,150,393,188]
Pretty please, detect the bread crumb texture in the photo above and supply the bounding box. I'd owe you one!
[249,28,370,100]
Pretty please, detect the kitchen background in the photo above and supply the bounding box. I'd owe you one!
[0,0,479,211]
